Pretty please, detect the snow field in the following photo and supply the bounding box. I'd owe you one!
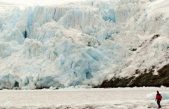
[0,88,168,108]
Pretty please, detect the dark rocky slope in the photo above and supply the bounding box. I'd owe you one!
[97,64,169,88]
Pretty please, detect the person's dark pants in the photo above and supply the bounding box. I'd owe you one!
[157,100,161,108]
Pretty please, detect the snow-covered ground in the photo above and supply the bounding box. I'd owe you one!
[0,88,168,109]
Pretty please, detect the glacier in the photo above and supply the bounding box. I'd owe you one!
[0,0,169,89]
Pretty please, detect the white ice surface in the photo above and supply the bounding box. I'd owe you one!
[0,88,168,109]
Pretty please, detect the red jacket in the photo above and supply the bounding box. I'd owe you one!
[156,94,162,100]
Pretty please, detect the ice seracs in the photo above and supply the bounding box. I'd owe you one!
[0,0,168,89]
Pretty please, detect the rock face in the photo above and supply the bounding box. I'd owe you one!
[99,64,169,88]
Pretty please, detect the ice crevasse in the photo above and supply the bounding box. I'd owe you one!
[0,0,168,89]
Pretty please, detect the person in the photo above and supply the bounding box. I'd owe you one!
[156,91,162,108]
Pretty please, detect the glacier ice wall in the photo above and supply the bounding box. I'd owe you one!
[0,0,168,89]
